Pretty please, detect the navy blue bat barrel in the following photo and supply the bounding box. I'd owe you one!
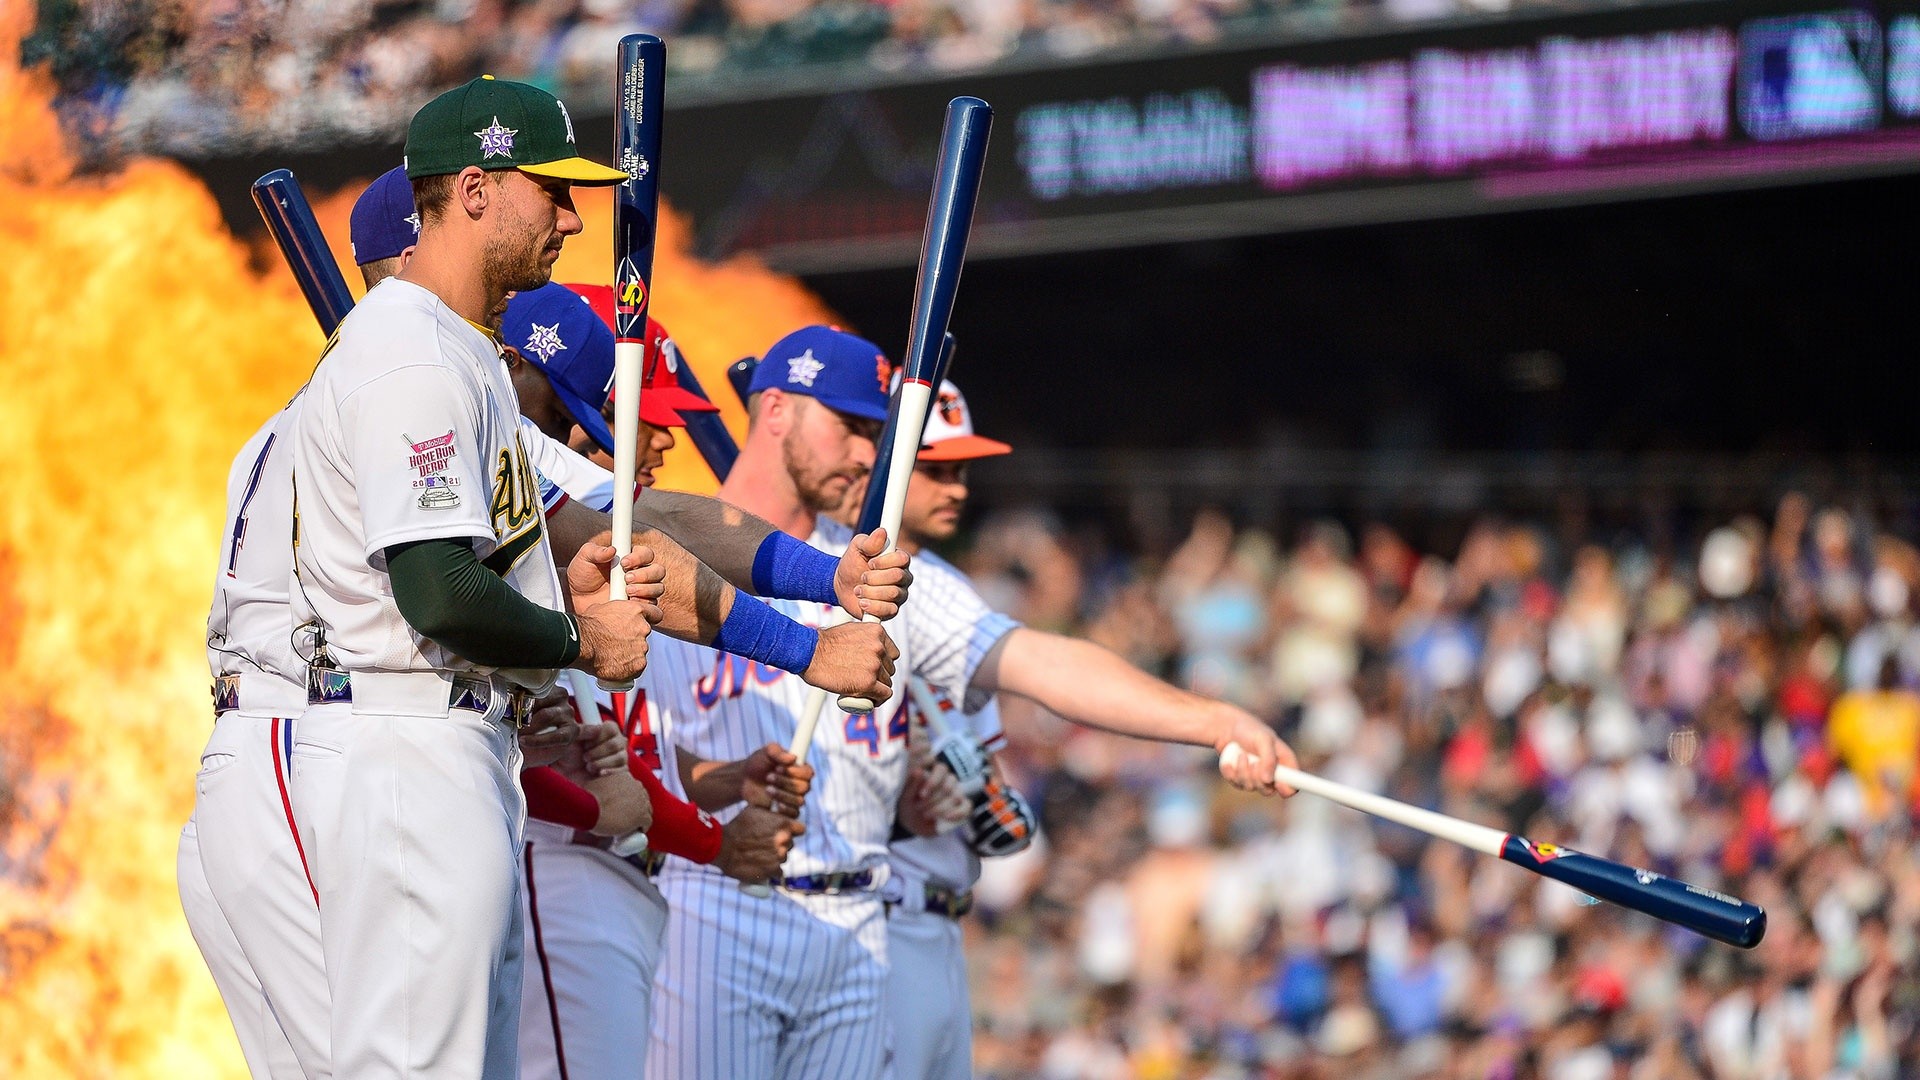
[855,332,955,535]
[1500,836,1766,948]
[665,358,739,481]
[614,34,666,344]
[899,97,991,388]
[251,169,354,335]
[727,357,758,411]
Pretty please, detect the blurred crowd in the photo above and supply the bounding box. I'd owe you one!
[28,0,1669,154]
[950,494,1920,1078]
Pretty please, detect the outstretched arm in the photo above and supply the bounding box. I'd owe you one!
[973,627,1297,795]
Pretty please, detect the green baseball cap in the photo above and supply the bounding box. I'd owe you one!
[405,75,627,186]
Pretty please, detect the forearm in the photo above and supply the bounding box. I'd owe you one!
[683,757,748,812]
[387,539,579,668]
[977,627,1229,749]
[548,498,732,644]
[640,489,846,608]
[633,488,779,591]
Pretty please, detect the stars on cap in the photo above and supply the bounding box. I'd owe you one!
[475,116,518,159]
[787,349,825,387]
[524,322,567,363]
[405,211,421,233]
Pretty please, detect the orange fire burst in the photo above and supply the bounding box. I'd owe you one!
[0,11,836,1074]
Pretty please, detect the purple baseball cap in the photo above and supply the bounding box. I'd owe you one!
[501,283,617,454]
[348,166,420,266]
[748,326,891,422]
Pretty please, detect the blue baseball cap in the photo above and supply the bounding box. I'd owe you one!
[501,283,617,454]
[748,326,891,422]
[349,166,420,266]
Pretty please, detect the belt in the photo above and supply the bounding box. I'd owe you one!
[779,869,876,896]
[884,877,974,919]
[568,831,665,876]
[306,666,536,727]
[212,671,308,716]
[921,881,973,919]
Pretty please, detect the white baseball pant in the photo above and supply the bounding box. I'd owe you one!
[289,674,526,1079]
[517,822,669,1080]
[184,686,332,1078]
[885,902,972,1080]
[647,869,892,1079]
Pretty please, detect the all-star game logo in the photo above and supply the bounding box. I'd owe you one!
[474,116,518,160]
[620,147,650,184]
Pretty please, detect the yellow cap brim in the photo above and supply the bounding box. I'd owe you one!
[519,157,628,186]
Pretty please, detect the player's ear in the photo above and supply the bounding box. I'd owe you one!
[500,346,524,370]
[454,166,491,218]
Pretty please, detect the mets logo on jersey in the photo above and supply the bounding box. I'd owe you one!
[695,653,785,708]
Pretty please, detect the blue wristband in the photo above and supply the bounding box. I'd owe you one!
[710,593,820,674]
[751,532,839,606]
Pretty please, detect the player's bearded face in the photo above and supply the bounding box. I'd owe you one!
[484,173,575,294]
[783,398,875,513]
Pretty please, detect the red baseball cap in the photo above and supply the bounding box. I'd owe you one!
[563,284,721,429]
[918,380,1010,462]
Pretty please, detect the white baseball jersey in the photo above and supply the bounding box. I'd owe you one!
[649,518,1016,879]
[290,277,562,681]
[185,403,332,1078]
[208,403,306,687]
[522,418,618,514]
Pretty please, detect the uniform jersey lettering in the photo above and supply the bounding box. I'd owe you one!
[694,653,785,709]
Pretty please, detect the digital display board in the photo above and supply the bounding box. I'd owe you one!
[657,1,1920,270]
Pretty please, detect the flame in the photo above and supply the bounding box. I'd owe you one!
[0,12,836,1073]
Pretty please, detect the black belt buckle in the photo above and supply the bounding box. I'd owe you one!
[308,666,351,706]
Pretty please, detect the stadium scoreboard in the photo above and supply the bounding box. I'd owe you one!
[663,0,1920,269]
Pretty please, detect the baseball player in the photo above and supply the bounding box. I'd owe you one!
[286,76,655,1079]
[866,377,1302,1078]
[349,165,916,686]
[866,380,1033,1080]
[516,309,812,1080]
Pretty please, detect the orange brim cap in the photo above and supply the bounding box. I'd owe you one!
[918,434,1012,461]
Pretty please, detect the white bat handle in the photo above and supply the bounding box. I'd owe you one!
[837,377,936,713]
[599,339,645,693]
[743,645,842,899]
[1265,760,1508,858]
[562,669,599,726]
[904,676,954,741]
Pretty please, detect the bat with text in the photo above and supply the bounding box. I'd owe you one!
[1246,754,1766,948]
[605,32,667,690]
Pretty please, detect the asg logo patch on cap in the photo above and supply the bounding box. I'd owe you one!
[475,116,517,159]
[787,349,825,387]
[524,322,567,363]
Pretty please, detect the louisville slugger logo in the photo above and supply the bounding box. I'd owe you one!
[1520,839,1573,863]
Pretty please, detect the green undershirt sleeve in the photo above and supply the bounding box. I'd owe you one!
[386,538,581,669]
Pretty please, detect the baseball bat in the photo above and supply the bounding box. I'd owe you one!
[657,343,739,480]
[833,97,991,714]
[727,357,759,411]
[1259,759,1765,948]
[853,332,956,535]
[606,33,667,691]
[251,169,354,335]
